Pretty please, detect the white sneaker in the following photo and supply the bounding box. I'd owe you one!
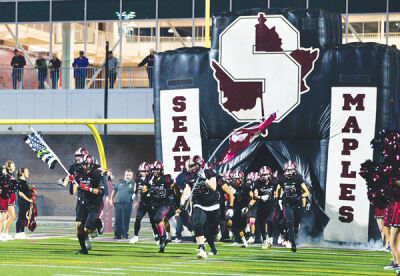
[229,231,233,239]
[3,234,14,240]
[15,232,26,239]
[284,240,292,248]
[85,239,92,250]
[197,249,208,259]
[216,232,222,241]
[278,234,284,245]
[130,236,139,244]
[0,233,6,241]
[247,236,255,244]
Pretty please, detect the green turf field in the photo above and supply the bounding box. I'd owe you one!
[0,235,396,276]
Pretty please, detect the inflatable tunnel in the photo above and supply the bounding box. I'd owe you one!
[154,8,400,243]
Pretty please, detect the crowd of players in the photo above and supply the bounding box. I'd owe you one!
[0,147,310,258]
[62,148,310,258]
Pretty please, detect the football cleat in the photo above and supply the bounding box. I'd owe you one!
[216,232,222,241]
[158,241,166,253]
[97,219,104,235]
[173,238,182,243]
[291,242,297,253]
[85,239,92,251]
[76,249,88,255]
[278,234,284,245]
[247,236,255,244]
[197,249,208,259]
[384,262,399,270]
[208,249,218,256]
[262,240,268,249]
[241,237,249,248]
[130,236,139,244]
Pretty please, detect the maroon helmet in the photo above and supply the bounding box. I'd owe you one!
[259,166,272,176]
[151,161,164,175]
[223,170,233,181]
[138,162,150,172]
[81,154,94,167]
[232,170,244,187]
[246,172,255,181]
[252,172,260,181]
[284,160,297,177]
[188,155,205,173]
[75,148,88,157]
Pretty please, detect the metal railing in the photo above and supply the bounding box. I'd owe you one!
[0,66,153,90]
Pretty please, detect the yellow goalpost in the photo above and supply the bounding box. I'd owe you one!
[0,118,155,169]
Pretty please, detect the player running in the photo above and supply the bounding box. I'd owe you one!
[67,154,105,254]
[275,161,309,253]
[231,170,255,248]
[147,161,174,253]
[254,166,275,249]
[130,162,159,245]
[182,156,219,259]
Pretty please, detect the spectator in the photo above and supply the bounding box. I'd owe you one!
[49,54,61,89]
[35,54,47,89]
[10,49,26,89]
[110,169,135,239]
[102,51,119,89]
[138,49,155,88]
[72,51,89,89]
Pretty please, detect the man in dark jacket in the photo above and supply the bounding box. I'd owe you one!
[138,49,155,88]
[72,51,89,89]
[35,54,47,89]
[49,54,61,89]
[10,49,26,89]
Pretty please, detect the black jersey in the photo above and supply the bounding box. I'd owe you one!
[233,181,253,209]
[76,168,105,206]
[17,179,32,199]
[68,163,82,176]
[186,169,218,207]
[216,175,227,204]
[278,174,304,206]
[255,179,275,204]
[148,174,173,206]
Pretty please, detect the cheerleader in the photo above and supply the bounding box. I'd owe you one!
[375,206,389,250]
[15,168,32,239]
[1,161,17,240]
[0,166,8,241]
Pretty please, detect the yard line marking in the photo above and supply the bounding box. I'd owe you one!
[80,271,126,275]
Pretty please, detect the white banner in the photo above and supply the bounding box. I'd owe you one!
[324,87,377,243]
[160,88,202,178]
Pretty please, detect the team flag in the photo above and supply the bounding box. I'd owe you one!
[24,132,57,169]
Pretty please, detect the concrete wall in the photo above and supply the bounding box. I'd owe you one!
[0,88,154,134]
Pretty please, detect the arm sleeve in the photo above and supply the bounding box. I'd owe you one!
[138,56,148,67]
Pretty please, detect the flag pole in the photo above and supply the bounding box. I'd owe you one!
[185,111,277,209]
[29,126,70,175]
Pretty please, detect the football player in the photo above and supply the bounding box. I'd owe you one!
[181,156,219,259]
[246,172,258,244]
[215,167,234,243]
[130,162,159,245]
[274,160,309,253]
[147,161,174,253]
[254,166,275,249]
[68,154,105,254]
[231,170,256,248]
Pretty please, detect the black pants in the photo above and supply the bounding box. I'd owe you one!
[12,69,23,89]
[75,76,86,89]
[134,201,157,236]
[283,205,304,243]
[146,67,153,88]
[50,71,59,89]
[114,202,132,238]
[232,207,249,241]
[38,71,47,89]
[16,200,30,233]
[257,202,275,240]
[109,71,117,88]
[192,207,219,237]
